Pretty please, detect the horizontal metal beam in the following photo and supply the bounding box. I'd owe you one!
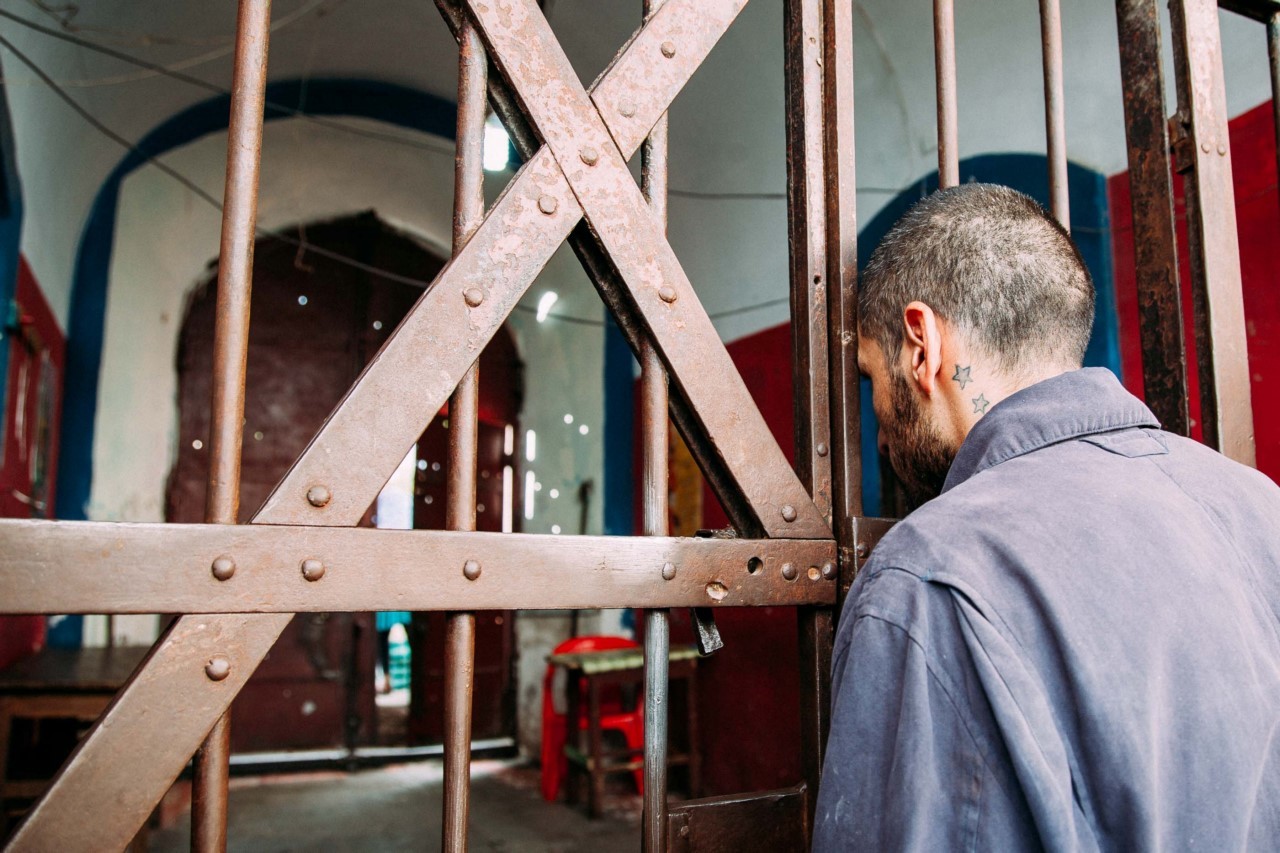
[0,520,836,614]
[1218,0,1280,23]
[666,784,808,852]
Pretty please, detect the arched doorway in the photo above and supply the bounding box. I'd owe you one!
[166,211,522,754]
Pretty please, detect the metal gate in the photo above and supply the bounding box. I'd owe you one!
[0,0,1266,849]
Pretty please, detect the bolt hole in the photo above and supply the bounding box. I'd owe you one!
[747,557,763,575]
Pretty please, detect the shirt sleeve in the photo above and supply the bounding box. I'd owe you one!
[812,597,987,852]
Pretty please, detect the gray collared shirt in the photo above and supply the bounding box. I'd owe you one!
[814,368,1280,852]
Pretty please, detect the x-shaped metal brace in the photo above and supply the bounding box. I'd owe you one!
[8,1,833,847]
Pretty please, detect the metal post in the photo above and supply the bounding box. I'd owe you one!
[641,2,671,848]
[442,18,486,853]
[1039,0,1070,227]
[1114,0,1190,436]
[1167,0,1256,465]
[1268,13,1280,220]
[933,0,959,188]
[192,1,272,849]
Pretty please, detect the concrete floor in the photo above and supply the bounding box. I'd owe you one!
[151,759,640,852]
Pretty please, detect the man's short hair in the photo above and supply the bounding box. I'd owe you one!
[859,183,1095,375]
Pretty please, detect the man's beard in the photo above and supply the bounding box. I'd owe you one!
[883,367,955,508]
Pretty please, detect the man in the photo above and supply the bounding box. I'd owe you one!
[813,183,1280,851]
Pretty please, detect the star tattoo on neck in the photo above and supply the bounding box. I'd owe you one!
[952,364,972,389]
[972,393,990,415]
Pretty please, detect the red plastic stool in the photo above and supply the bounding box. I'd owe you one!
[539,635,645,802]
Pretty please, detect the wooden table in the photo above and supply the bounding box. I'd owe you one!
[0,646,149,834]
[549,643,701,818]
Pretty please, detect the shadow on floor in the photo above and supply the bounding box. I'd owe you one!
[151,759,641,852]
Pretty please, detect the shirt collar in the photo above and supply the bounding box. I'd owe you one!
[942,368,1160,494]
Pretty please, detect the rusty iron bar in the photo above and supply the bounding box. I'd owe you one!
[192,1,272,849]
[1168,0,1256,465]
[458,0,829,542]
[640,0,671,845]
[1269,12,1280,222]
[1039,0,1070,228]
[933,0,959,188]
[0,520,838,613]
[1114,0,1191,436]
[442,17,487,853]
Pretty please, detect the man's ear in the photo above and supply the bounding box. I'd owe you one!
[902,301,944,396]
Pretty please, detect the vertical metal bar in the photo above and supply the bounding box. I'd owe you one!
[442,19,486,853]
[933,0,959,188]
[1167,0,1256,465]
[1114,0,1190,436]
[1039,0,1070,228]
[1268,12,1280,219]
[192,2,272,849]
[641,1,670,848]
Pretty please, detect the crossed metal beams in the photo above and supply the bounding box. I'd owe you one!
[7,0,833,847]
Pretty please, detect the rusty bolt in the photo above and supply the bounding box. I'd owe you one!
[658,285,678,303]
[580,146,599,166]
[464,288,485,307]
[855,542,869,559]
[782,562,798,581]
[301,559,326,582]
[537,195,558,215]
[661,40,676,58]
[306,485,331,508]
[619,100,636,118]
[781,504,797,523]
[211,555,236,582]
[463,560,482,581]
[821,561,837,580]
[816,442,829,457]
[662,562,677,581]
[205,656,231,682]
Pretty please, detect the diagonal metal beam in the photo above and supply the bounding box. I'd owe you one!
[9,5,747,848]
[464,0,831,540]
[0,520,836,614]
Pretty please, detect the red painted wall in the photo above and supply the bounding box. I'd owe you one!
[1110,100,1279,482]
[0,258,64,669]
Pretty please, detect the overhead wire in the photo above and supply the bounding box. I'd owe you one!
[0,16,923,330]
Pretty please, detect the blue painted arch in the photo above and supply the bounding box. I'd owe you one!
[56,79,460,520]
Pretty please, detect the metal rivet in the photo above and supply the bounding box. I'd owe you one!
[1217,143,1227,156]
[781,505,797,523]
[538,195,558,215]
[301,559,326,582]
[619,100,636,118]
[782,562,798,581]
[463,560,482,581]
[815,442,828,457]
[661,40,676,58]
[211,555,236,581]
[807,566,821,581]
[659,285,678,303]
[662,562,677,581]
[306,485,331,508]
[464,288,485,307]
[705,581,727,601]
[1201,141,1212,153]
[821,561,837,580]
[580,147,599,166]
[205,656,231,682]
[855,542,869,559]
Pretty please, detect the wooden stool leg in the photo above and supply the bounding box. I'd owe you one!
[588,676,604,819]
[564,672,581,806]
